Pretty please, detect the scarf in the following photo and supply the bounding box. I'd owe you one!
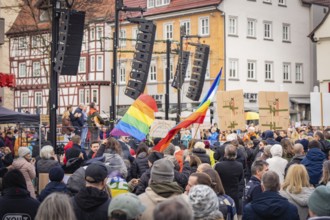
[149,181,183,198]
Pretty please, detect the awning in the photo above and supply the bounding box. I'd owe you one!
[290,98,310,104]
[245,112,259,120]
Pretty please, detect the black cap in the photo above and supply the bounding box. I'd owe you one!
[85,162,108,183]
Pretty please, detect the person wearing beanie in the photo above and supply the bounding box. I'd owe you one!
[188,184,223,220]
[308,185,330,218]
[138,158,184,220]
[164,144,180,171]
[266,144,288,184]
[192,141,211,164]
[71,162,111,220]
[11,146,37,198]
[108,193,145,220]
[301,140,326,186]
[38,166,69,202]
[0,169,40,219]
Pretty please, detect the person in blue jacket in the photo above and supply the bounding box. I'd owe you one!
[243,170,299,220]
[301,140,326,186]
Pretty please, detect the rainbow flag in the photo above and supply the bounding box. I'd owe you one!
[153,68,222,152]
[111,94,158,141]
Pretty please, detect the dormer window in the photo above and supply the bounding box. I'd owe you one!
[148,0,170,8]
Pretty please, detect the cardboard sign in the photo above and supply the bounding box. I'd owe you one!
[258,91,290,131]
[311,92,330,126]
[216,90,245,131]
[150,119,176,138]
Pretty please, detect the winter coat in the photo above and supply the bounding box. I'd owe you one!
[319,139,330,155]
[214,159,244,210]
[72,187,110,220]
[2,153,13,167]
[72,107,84,129]
[214,141,231,161]
[138,186,184,220]
[244,175,262,207]
[301,148,326,185]
[61,117,75,135]
[266,156,288,184]
[192,148,211,164]
[131,152,149,178]
[243,191,300,220]
[11,158,36,198]
[0,187,40,219]
[38,181,69,202]
[67,166,88,194]
[280,187,314,220]
[284,154,305,177]
[36,158,61,176]
[208,131,219,144]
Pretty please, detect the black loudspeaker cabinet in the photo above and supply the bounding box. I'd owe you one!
[172,51,190,89]
[54,10,85,75]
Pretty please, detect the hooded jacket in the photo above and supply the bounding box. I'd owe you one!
[0,187,40,220]
[262,130,280,145]
[131,152,149,178]
[301,148,326,185]
[72,186,110,220]
[280,187,314,220]
[192,147,211,164]
[266,145,288,184]
[38,181,69,202]
[243,191,299,220]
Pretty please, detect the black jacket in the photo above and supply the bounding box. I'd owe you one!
[214,141,231,161]
[72,187,110,220]
[2,153,13,167]
[284,154,305,177]
[0,187,40,220]
[72,107,84,128]
[243,191,299,220]
[192,148,211,164]
[131,152,149,178]
[243,175,262,207]
[320,139,330,155]
[38,181,69,202]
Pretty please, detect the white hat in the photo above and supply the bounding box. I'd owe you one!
[18,147,30,158]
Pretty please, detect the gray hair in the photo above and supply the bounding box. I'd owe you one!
[35,193,76,220]
[262,171,280,192]
[40,145,54,159]
[224,144,237,160]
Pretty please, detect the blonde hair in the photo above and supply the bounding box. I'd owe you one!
[282,164,310,194]
[35,193,76,220]
[40,145,54,159]
[62,110,70,119]
[320,160,330,185]
[4,147,11,153]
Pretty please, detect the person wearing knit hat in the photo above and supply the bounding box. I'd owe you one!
[188,184,223,220]
[38,167,69,202]
[0,169,40,219]
[11,147,36,198]
[138,158,184,220]
[308,185,330,217]
[108,193,145,219]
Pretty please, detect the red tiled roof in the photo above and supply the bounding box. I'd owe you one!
[123,0,222,17]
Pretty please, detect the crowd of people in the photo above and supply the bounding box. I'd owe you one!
[0,112,330,219]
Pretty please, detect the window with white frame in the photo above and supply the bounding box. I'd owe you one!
[32,62,41,77]
[96,55,103,71]
[35,92,42,106]
[155,0,170,7]
[228,16,238,36]
[265,62,273,80]
[278,0,286,5]
[92,89,98,103]
[163,59,174,80]
[79,90,85,104]
[90,56,95,71]
[148,0,155,8]
[119,63,126,84]
[264,21,272,39]
[282,24,290,42]
[263,0,272,3]
[18,37,27,49]
[149,62,157,82]
[21,92,28,107]
[283,63,291,81]
[164,23,173,40]
[229,59,238,79]
[96,27,103,40]
[180,20,190,35]
[199,17,210,36]
[90,27,95,40]
[247,19,256,38]
[247,60,257,80]
[85,90,90,104]
[19,63,27,77]
[119,29,126,47]
[78,57,86,73]
[132,27,138,46]
[31,36,40,48]
[295,63,303,82]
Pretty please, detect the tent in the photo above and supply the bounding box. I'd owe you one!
[0,106,40,124]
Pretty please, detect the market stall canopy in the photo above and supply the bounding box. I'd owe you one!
[245,112,259,120]
[0,106,40,124]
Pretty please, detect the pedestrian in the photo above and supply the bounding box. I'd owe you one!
[108,193,145,220]
[72,104,85,136]
[87,102,104,142]
[153,196,194,220]
[0,169,40,219]
[36,145,61,175]
[266,144,288,184]
[131,142,149,179]
[308,185,330,219]
[11,147,36,198]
